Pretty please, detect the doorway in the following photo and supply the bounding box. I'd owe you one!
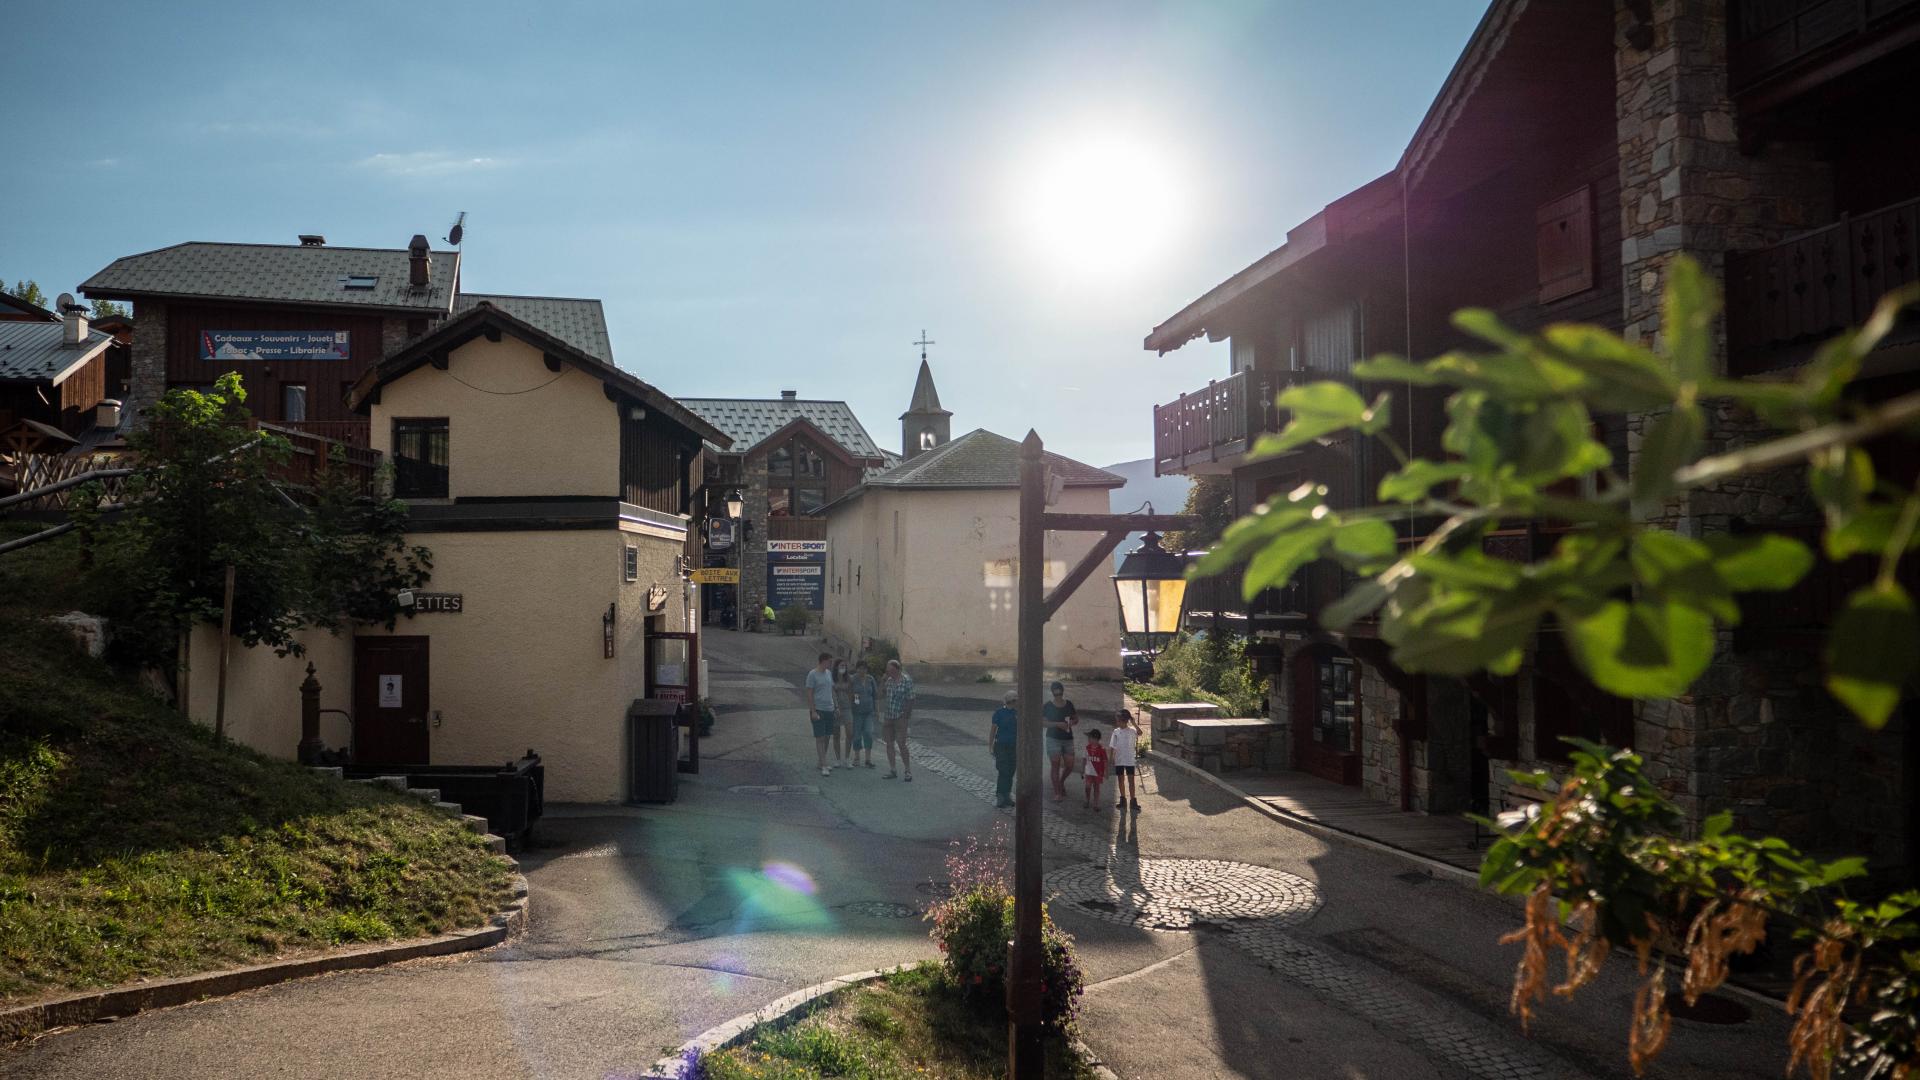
[353,636,430,764]
[1291,646,1361,786]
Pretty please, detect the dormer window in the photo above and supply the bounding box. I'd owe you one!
[341,275,379,290]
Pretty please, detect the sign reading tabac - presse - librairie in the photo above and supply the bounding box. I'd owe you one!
[200,330,351,361]
[766,539,827,611]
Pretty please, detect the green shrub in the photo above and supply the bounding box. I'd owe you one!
[775,603,810,633]
[926,881,1084,1031]
[863,636,902,671]
[1147,634,1265,715]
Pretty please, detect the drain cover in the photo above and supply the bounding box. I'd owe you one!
[840,901,920,919]
[726,784,821,795]
[1669,994,1751,1025]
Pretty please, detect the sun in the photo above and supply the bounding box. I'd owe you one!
[1014,129,1189,282]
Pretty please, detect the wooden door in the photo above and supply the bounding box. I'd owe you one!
[353,636,430,764]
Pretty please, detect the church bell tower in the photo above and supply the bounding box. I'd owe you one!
[901,333,951,459]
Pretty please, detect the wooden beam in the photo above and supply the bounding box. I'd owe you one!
[1039,512,1195,534]
[481,324,503,343]
[1042,530,1128,621]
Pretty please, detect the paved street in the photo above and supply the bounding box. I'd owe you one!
[3,630,1791,1079]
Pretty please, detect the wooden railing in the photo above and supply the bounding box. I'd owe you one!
[1725,195,1920,375]
[273,419,371,449]
[255,421,380,493]
[1151,369,1319,475]
[1729,0,1920,93]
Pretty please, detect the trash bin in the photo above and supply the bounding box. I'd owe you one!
[627,699,681,804]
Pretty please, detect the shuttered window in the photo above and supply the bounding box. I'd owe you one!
[1536,186,1595,303]
[1301,303,1361,374]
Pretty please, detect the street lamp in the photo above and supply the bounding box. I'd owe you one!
[1112,530,1188,638]
[725,488,744,520]
[726,489,744,631]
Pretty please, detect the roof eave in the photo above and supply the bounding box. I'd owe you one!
[77,285,456,317]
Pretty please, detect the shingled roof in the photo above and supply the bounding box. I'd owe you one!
[81,241,460,313]
[0,321,116,385]
[680,397,886,460]
[865,429,1124,490]
[453,293,611,362]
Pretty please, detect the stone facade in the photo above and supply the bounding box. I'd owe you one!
[738,449,774,624]
[126,299,168,422]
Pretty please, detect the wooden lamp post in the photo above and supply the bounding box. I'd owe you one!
[1009,431,1191,1078]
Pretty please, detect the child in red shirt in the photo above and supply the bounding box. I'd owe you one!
[1082,729,1110,811]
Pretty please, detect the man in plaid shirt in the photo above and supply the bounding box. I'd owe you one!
[880,659,915,782]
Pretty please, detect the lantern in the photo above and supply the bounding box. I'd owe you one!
[1111,531,1188,636]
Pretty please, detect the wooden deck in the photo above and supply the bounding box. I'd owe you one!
[1226,771,1488,873]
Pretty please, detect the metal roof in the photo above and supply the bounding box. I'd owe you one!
[80,241,460,313]
[454,293,611,363]
[865,429,1124,490]
[0,321,115,384]
[680,397,886,459]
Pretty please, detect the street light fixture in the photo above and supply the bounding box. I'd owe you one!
[725,488,744,520]
[1112,530,1188,637]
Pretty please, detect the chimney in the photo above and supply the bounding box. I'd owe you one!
[62,300,88,346]
[408,234,430,290]
[298,234,326,246]
[94,398,122,431]
[780,390,797,403]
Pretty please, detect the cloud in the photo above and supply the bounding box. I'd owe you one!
[355,150,509,176]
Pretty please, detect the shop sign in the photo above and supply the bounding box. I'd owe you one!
[413,592,463,613]
[691,567,739,584]
[767,540,827,611]
[200,330,350,361]
[706,517,735,552]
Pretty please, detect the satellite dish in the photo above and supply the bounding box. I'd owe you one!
[56,292,76,313]
[445,211,466,247]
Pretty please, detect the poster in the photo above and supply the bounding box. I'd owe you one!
[199,330,351,361]
[378,674,403,708]
[766,540,827,611]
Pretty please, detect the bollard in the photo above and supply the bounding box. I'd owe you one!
[298,662,325,765]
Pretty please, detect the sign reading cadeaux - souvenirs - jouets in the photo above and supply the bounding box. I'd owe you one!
[766,539,827,611]
[199,330,351,361]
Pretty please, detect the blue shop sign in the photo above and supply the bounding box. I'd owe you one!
[200,330,351,361]
[766,539,827,611]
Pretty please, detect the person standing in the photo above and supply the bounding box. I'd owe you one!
[988,690,1019,807]
[1043,681,1079,799]
[1082,728,1110,811]
[880,658,916,782]
[1110,710,1141,810]
[804,652,837,777]
[849,660,878,768]
[831,659,854,769]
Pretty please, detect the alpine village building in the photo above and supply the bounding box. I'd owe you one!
[76,235,731,803]
[1148,0,1919,873]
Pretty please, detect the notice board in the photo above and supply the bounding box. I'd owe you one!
[766,539,827,611]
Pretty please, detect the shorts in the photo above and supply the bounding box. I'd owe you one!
[811,710,836,738]
[1112,765,1138,777]
[1046,738,1074,761]
[881,715,910,742]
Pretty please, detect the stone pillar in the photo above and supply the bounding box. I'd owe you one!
[740,459,770,624]
[126,299,168,425]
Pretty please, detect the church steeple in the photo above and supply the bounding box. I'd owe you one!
[900,338,952,459]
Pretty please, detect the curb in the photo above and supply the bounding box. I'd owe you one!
[1146,748,1483,886]
[641,967,1120,1080]
[0,861,529,1042]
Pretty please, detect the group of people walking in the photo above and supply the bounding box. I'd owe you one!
[989,682,1140,811]
[804,651,915,780]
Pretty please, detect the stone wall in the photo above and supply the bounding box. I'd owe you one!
[739,451,771,622]
[127,299,168,424]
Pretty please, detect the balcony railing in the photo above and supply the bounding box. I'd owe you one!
[1153,369,1321,476]
[1730,0,1920,94]
[273,419,372,449]
[1725,195,1920,375]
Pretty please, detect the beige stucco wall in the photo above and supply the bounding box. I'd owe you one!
[825,485,1121,677]
[185,624,354,757]
[369,336,620,499]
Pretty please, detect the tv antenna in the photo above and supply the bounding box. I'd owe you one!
[445,211,466,247]
[913,329,935,363]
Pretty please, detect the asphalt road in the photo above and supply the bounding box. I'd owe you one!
[1,629,1793,1079]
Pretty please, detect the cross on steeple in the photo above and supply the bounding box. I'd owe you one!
[913,330,935,363]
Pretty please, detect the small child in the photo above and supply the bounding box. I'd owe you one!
[1082,728,1110,810]
[1109,710,1140,811]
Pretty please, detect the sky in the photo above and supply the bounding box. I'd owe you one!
[0,0,1487,468]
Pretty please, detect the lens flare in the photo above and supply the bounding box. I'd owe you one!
[760,861,816,895]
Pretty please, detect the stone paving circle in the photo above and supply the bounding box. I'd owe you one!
[1045,857,1322,933]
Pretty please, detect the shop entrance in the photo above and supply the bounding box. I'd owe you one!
[353,636,430,763]
[1291,645,1361,786]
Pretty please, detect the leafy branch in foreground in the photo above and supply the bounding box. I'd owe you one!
[1198,256,1920,1076]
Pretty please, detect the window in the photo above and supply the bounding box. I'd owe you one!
[340,275,379,290]
[768,444,793,478]
[796,488,827,515]
[624,545,639,582]
[919,430,937,450]
[767,489,792,517]
[1314,655,1358,752]
[392,418,449,498]
[281,383,308,423]
[1536,185,1595,302]
[1301,303,1361,374]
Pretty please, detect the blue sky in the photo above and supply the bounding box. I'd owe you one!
[1,1,1486,467]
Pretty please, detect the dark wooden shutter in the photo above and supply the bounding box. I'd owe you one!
[1536,186,1595,303]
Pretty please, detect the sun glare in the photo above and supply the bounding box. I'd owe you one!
[1014,129,1188,282]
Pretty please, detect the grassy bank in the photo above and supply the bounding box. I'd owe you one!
[0,527,512,1003]
[691,962,1096,1080]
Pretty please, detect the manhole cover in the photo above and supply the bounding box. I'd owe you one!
[726,785,821,795]
[840,901,921,919]
[1045,858,1322,933]
[1669,994,1751,1025]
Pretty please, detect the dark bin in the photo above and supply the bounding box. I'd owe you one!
[627,699,681,804]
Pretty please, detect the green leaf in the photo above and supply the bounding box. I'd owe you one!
[1356,391,1393,436]
[1515,400,1610,483]
[1538,323,1678,412]
[1631,530,1738,623]
[1452,308,1528,350]
[1320,574,1392,631]
[1389,588,1548,677]
[1702,534,1813,592]
[1809,447,1874,521]
[1702,810,1733,838]
[1241,521,1335,600]
[1631,404,1703,507]
[1825,583,1919,729]
[1262,381,1371,452]
[1662,255,1719,382]
[1331,519,1399,569]
[1353,354,1443,385]
[1825,504,1920,561]
[1558,598,1715,698]
[1378,460,1473,504]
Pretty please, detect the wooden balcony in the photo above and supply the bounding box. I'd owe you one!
[273,419,372,449]
[1725,195,1920,375]
[1152,369,1320,476]
[766,515,826,541]
[1730,0,1920,99]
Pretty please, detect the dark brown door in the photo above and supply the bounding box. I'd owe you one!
[353,636,430,764]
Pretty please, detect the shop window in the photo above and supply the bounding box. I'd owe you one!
[1536,186,1595,303]
[281,383,307,423]
[624,545,639,582]
[392,417,449,498]
[1314,655,1358,752]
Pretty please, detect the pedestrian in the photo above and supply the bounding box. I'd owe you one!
[880,658,915,781]
[849,660,878,768]
[988,689,1019,807]
[831,659,854,769]
[1110,709,1141,811]
[1043,681,1079,799]
[1082,728,1109,811]
[804,652,837,777]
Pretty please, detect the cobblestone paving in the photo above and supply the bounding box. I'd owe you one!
[908,740,1579,1080]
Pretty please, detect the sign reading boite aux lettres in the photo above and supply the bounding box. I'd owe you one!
[200,330,351,361]
[691,567,740,584]
[413,592,463,613]
[766,539,827,611]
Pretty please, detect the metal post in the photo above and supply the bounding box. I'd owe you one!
[1008,430,1045,1078]
[298,662,324,764]
[213,563,236,740]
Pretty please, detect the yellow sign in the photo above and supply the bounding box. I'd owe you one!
[691,568,740,584]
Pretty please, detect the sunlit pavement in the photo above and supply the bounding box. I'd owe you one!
[3,630,1794,1079]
